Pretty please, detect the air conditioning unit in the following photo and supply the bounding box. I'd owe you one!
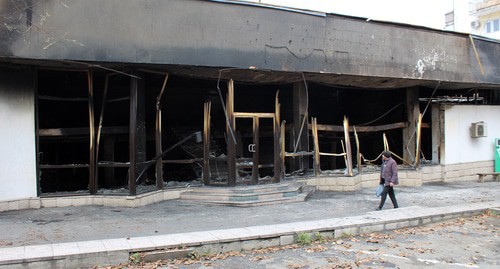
[471,20,480,29]
[470,121,487,138]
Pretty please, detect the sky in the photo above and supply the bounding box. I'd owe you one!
[245,0,457,30]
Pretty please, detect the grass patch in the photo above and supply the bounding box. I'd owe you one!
[129,252,142,264]
[296,232,313,245]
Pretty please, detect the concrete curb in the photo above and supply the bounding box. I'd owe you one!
[0,201,498,268]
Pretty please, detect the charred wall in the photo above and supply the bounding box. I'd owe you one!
[0,0,498,87]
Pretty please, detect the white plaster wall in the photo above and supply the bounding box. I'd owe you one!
[0,70,37,201]
[443,104,500,164]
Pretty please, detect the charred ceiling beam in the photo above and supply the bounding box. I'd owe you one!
[311,122,409,133]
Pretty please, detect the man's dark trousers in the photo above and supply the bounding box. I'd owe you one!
[379,185,398,209]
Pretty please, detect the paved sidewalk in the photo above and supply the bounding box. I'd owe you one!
[0,181,498,268]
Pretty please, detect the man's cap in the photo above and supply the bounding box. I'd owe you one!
[382,151,391,158]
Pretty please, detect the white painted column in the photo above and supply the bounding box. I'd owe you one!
[0,68,37,201]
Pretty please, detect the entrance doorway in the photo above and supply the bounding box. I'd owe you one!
[235,116,276,184]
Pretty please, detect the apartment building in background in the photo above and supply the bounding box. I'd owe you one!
[446,0,500,39]
[470,0,500,39]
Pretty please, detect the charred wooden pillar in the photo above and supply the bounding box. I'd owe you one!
[353,127,362,174]
[129,71,146,195]
[87,70,97,194]
[291,82,309,172]
[415,113,423,167]
[343,117,353,176]
[280,121,286,179]
[226,79,237,186]
[252,116,259,184]
[403,87,420,164]
[312,117,321,176]
[96,74,110,189]
[203,101,211,185]
[273,92,281,182]
[155,73,168,190]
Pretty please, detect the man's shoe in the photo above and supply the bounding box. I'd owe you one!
[375,207,381,211]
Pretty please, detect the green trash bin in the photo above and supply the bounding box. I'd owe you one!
[495,138,500,173]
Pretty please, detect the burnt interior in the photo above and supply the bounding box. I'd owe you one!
[307,85,405,170]
[36,68,499,195]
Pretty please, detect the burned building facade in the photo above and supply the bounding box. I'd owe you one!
[0,0,499,205]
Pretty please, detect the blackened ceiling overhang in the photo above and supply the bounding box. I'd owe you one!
[1,58,497,90]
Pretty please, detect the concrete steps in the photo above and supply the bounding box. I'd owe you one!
[180,181,315,206]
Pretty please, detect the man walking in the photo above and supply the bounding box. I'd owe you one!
[376,151,399,210]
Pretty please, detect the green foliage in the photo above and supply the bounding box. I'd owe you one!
[296,232,313,245]
[129,252,142,264]
[314,232,325,243]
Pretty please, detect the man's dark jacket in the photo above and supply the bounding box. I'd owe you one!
[381,157,399,186]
